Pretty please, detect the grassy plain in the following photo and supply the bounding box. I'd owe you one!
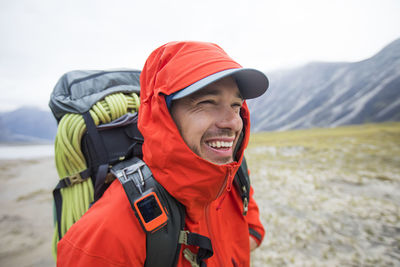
[248,122,400,266]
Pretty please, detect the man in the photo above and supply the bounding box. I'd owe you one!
[57,41,268,266]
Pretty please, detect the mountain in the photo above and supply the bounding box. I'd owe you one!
[248,38,400,131]
[2,38,400,142]
[0,106,57,143]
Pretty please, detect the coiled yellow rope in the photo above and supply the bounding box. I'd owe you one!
[52,92,140,259]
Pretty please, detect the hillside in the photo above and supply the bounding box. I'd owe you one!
[1,38,400,142]
[248,38,400,131]
[0,107,57,143]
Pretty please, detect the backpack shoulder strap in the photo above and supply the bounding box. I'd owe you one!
[233,157,251,215]
[140,167,186,266]
[112,157,213,267]
[111,157,184,266]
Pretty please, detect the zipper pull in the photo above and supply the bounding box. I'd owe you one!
[226,168,233,192]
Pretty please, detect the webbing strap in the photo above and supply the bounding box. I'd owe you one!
[112,157,186,267]
[57,168,91,188]
[82,111,108,164]
[53,168,91,240]
[82,111,109,201]
[179,231,213,265]
[234,157,250,215]
[93,164,109,202]
[53,184,63,240]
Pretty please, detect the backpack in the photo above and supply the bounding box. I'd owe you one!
[49,69,251,267]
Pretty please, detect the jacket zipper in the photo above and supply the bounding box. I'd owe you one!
[205,204,223,266]
[204,167,234,266]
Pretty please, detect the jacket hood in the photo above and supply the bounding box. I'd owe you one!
[138,41,251,219]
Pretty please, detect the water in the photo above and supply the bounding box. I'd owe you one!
[0,144,54,160]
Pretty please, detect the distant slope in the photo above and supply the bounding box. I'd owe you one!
[2,38,400,141]
[248,38,400,131]
[0,107,57,143]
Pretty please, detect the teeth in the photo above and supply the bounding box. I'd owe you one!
[207,141,233,148]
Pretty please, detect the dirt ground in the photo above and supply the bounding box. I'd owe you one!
[1,123,399,267]
[248,124,400,266]
[0,158,56,267]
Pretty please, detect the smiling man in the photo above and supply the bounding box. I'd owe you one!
[170,76,243,165]
[139,41,269,266]
[57,41,269,267]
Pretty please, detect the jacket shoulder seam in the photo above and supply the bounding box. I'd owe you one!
[62,237,129,267]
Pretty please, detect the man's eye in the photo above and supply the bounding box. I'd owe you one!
[198,100,216,105]
[232,102,243,108]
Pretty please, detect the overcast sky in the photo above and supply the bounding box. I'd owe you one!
[1,0,399,111]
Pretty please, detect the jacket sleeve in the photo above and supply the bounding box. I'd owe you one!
[57,181,147,266]
[57,216,147,267]
[57,237,136,267]
[246,186,265,246]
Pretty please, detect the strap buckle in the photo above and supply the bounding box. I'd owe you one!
[243,196,249,216]
[183,248,200,267]
[66,173,85,186]
[178,230,189,245]
[241,185,249,215]
[112,161,146,194]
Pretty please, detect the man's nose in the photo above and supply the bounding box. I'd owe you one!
[215,106,243,131]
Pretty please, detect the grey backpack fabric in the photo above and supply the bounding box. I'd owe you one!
[49,69,140,121]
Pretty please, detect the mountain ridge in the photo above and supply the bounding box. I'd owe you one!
[248,37,400,131]
[1,38,399,142]
[0,106,57,143]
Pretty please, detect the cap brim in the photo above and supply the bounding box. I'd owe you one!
[171,68,269,101]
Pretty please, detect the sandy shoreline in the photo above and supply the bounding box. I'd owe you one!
[0,158,56,267]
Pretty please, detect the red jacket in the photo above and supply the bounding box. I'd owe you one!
[57,41,265,266]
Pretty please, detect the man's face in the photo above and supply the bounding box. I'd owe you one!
[170,76,244,165]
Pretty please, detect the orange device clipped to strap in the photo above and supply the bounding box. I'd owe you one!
[134,190,168,232]
[111,158,169,233]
